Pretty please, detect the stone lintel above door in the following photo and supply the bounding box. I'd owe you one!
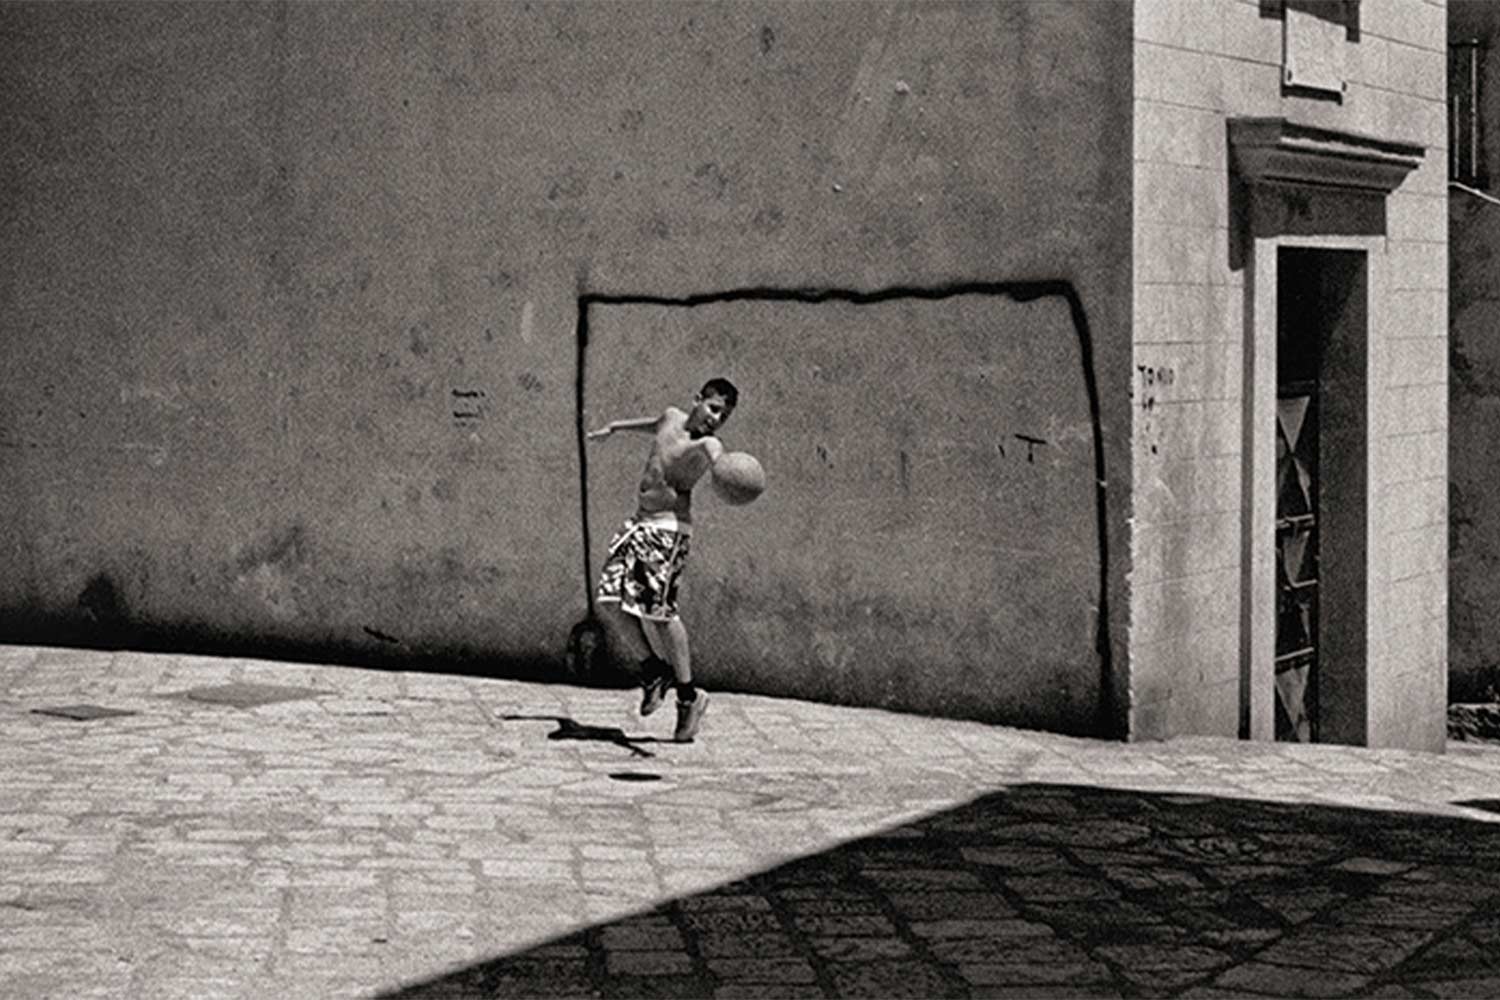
[1229,118,1424,194]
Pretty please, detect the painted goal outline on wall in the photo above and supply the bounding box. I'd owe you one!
[571,281,1116,735]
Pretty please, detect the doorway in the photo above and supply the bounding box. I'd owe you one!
[1274,248,1368,743]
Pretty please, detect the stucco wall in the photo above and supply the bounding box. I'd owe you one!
[0,1,1134,733]
[1130,0,1448,747]
[1450,0,1500,703]
[585,292,1105,731]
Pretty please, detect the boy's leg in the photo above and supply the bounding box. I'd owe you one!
[596,602,651,661]
[597,604,674,714]
[642,617,709,742]
[641,617,691,685]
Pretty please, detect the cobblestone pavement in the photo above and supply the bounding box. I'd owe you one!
[5,645,1500,999]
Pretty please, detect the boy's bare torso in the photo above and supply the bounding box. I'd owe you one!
[636,407,719,521]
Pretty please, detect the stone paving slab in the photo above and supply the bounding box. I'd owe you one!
[3,644,1500,998]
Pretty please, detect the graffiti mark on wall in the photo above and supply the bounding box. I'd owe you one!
[451,388,486,424]
[1013,433,1048,463]
[889,434,1051,475]
[363,625,402,645]
[1134,364,1178,457]
[1135,364,1176,413]
[1137,365,1176,387]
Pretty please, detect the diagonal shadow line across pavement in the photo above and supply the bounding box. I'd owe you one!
[378,783,1500,1000]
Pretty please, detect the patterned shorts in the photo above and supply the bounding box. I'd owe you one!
[596,517,692,622]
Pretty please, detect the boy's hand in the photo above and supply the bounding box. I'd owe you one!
[586,425,613,440]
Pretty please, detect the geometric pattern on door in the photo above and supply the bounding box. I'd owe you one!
[1275,392,1318,742]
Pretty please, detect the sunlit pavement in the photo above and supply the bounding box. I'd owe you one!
[4,644,1500,999]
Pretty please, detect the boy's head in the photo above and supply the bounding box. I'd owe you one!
[688,377,739,437]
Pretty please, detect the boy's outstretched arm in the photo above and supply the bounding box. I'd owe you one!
[586,414,659,439]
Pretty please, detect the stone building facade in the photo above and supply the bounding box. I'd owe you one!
[1131,0,1448,750]
[1449,0,1500,708]
[0,1,1449,748]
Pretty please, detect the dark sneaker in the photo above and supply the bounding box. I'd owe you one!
[673,690,710,743]
[640,669,672,717]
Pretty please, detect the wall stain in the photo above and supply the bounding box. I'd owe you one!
[78,574,127,625]
[233,525,308,622]
[546,170,587,202]
[408,326,431,357]
[692,162,730,199]
[394,376,430,403]
[751,206,785,234]
[235,524,306,576]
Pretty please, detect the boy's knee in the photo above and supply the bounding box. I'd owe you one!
[642,616,677,638]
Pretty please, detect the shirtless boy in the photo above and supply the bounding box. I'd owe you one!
[586,377,738,742]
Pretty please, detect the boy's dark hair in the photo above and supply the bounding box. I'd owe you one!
[700,377,739,408]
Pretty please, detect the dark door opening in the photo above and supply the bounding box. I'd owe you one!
[1275,248,1368,744]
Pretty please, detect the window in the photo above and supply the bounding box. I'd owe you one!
[1451,40,1485,186]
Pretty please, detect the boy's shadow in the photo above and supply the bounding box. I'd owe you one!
[501,714,663,758]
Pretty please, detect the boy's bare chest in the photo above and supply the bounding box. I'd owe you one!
[653,429,707,479]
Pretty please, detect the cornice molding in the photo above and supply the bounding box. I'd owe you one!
[1228,117,1424,194]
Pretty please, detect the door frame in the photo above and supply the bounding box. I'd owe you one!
[1242,225,1388,745]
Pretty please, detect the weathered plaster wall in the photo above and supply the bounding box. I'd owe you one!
[1131,0,1448,747]
[586,292,1105,732]
[0,1,1133,732]
[1450,0,1500,703]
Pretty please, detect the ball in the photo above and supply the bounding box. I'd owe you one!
[711,451,766,505]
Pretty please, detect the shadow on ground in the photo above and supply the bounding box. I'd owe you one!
[501,714,666,759]
[379,783,1500,999]
[0,615,636,690]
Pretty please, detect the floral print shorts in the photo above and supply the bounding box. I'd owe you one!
[595,517,692,622]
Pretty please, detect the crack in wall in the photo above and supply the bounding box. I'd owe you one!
[572,281,1116,735]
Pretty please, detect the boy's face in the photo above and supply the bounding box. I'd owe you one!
[687,391,734,437]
